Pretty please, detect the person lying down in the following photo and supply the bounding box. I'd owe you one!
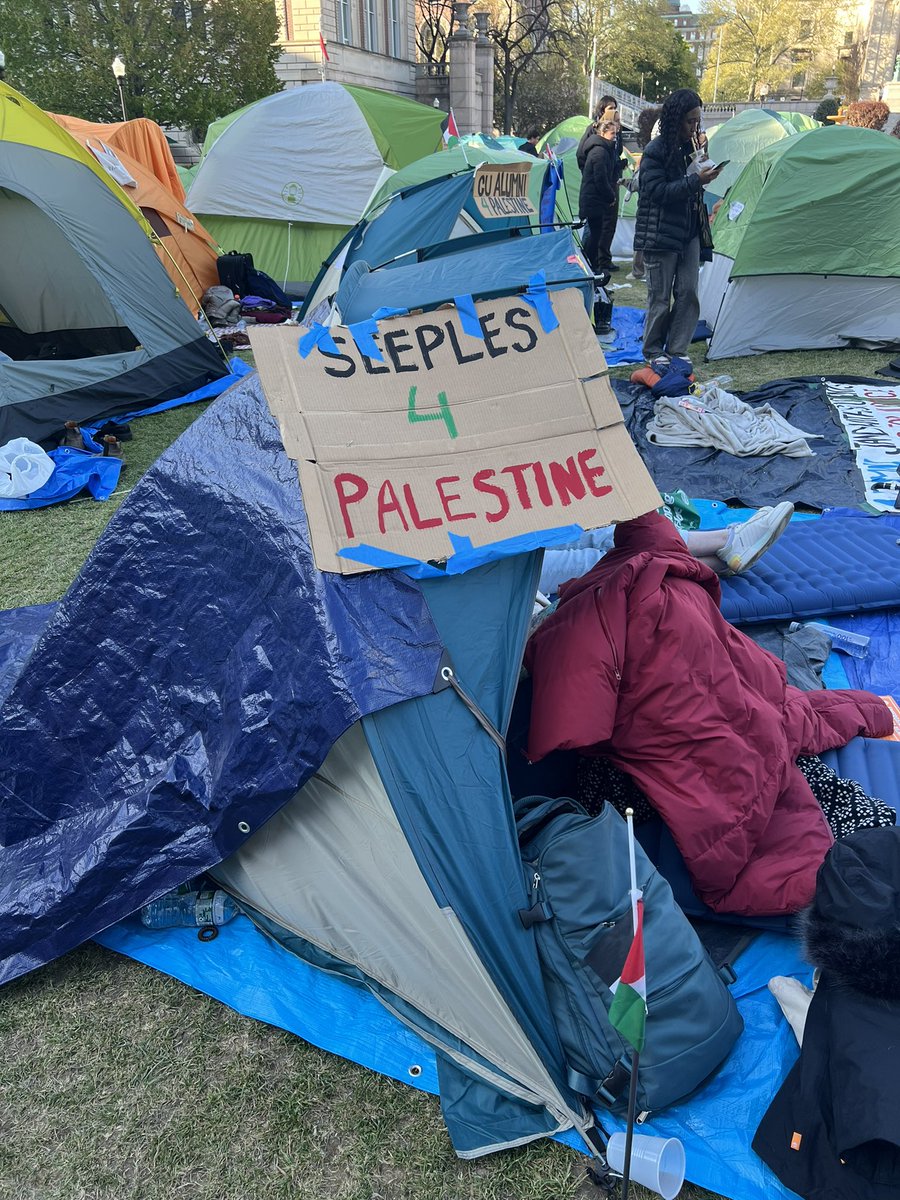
[525,511,894,918]
[539,502,793,599]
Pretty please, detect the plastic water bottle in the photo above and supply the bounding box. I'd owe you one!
[792,621,870,659]
[140,888,239,929]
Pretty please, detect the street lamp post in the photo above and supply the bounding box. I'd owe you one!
[111,55,127,121]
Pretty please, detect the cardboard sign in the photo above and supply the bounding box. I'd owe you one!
[250,288,661,574]
[472,163,536,219]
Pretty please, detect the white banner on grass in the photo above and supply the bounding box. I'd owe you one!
[825,381,900,511]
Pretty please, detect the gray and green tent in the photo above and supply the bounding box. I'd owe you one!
[186,82,446,292]
[0,82,226,444]
[700,125,900,358]
[704,108,801,201]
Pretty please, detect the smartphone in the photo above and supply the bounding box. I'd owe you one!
[715,159,731,169]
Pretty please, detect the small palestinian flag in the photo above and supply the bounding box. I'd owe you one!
[442,108,460,147]
[608,897,647,1053]
[319,32,330,61]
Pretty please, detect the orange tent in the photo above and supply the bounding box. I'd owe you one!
[51,114,186,199]
[49,113,220,307]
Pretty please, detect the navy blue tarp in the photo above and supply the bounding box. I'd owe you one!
[614,376,873,510]
[0,373,445,985]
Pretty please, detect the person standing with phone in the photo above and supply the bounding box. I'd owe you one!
[634,89,723,375]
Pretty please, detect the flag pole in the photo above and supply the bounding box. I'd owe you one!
[620,807,641,1200]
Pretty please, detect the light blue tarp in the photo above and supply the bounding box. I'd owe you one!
[94,916,807,1199]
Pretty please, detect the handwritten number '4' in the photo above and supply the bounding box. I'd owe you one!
[407,386,458,440]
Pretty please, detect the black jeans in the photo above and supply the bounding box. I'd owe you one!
[582,201,619,272]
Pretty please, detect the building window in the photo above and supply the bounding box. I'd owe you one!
[388,0,402,57]
[844,30,854,45]
[365,0,379,50]
[798,19,812,39]
[338,0,352,44]
[275,0,289,40]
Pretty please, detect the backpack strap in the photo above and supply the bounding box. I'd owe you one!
[567,1055,632,1106]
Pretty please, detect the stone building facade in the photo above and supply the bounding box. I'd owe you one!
[274,0,419,96]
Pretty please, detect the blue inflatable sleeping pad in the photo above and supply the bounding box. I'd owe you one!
[719,515,900,625]
[819,734,900,804]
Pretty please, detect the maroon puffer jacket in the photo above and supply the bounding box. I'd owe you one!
[525,512,892,916]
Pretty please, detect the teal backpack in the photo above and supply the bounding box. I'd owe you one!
[516,796,743,1116]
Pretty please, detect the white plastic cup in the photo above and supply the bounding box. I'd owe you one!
[606,1132,686,1200]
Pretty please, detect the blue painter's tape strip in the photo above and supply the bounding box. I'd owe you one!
[337,544,446,577]
[337,527,586,579]
[347,318,383,362]
[443,525,584,574]
[371,306,409,320]
[522,271,559,333]
[453,294,484,340]
[298,323,340,359]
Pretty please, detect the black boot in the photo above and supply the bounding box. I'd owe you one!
[593,288,613,336]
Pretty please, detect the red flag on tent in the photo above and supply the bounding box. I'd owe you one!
[441,109,460,146]
[319,32,330,61]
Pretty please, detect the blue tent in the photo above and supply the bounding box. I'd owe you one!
[301,167,550,321]
[335,228,593,325]
[0,368,599,1156]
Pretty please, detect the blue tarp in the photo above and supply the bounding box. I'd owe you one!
[615,376,877,510]
[94,912,807,1200]
[0,372,444,985]
[0,359,251,511]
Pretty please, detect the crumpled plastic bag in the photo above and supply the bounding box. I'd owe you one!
[0,437,55,498]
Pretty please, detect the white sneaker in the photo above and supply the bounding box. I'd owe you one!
[717,502,794,574]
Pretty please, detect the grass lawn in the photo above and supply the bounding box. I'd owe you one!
[0,307,888,1200]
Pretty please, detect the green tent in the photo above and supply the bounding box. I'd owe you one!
[705,109,798,201]
[186,83,445,291]
[538,115,590,156]
[776,111,820,133]
[700,125,900,357]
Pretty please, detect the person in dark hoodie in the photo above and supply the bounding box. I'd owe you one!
[634,88,722,375]
[578,119,620,277]
[577,97,627,272]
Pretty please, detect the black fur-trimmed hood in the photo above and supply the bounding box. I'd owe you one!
[801,826,900,1000]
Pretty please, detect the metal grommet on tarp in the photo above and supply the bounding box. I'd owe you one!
[237,820,250,834]
[408,1064,422,1078]
[198,925,218,942]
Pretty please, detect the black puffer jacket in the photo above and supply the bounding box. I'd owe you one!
[577,127,626,175]
[578,139,617,217]
[633,135,704,254]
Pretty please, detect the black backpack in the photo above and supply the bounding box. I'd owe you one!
[217,251,293,308]
[516,796,743,1115]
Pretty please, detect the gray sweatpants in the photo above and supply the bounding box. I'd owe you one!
[642,236,701,360]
